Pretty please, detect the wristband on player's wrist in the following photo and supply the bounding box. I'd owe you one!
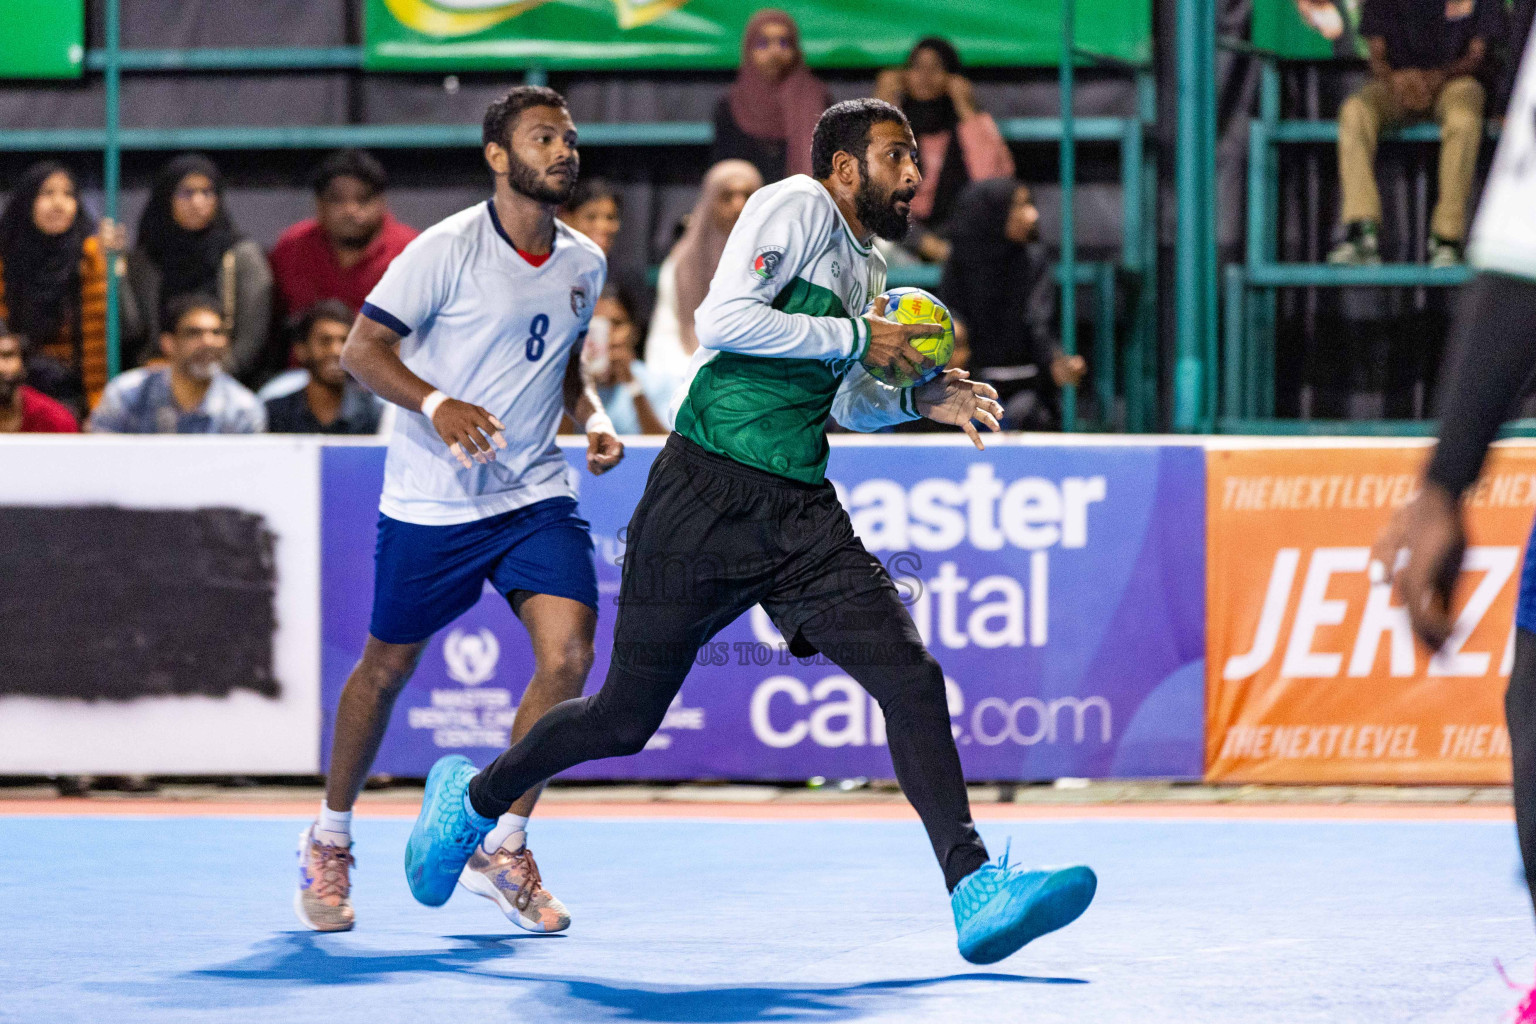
[585,409,615,435]
[420,389,450,422]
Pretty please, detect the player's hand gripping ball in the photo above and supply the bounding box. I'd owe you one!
[866,287,955,388]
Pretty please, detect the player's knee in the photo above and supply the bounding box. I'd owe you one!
[350,652,417,699]
[878,654,948,721]
[539,638,594,692]
[602,710,657,757]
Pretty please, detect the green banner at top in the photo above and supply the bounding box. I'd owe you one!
[364,0,1151,71]
[0,0,84,79]
[1252,0,1367,59]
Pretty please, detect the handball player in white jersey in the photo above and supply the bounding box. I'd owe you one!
[1375,17,1536,1020]
[293,85,622,934]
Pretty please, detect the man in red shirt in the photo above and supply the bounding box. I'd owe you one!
[0,324,79,433]
[269,150,419,320]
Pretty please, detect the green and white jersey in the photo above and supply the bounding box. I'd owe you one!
[673,175,919,484]
[1471,20,1536,278]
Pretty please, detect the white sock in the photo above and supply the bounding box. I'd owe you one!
[316,802,352,847]
[482,813,529,854]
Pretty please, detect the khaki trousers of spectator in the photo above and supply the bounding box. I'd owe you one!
[1337,75,1484,241]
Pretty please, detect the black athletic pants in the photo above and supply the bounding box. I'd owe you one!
[468,433,990,891]
[1510,628,1536,918]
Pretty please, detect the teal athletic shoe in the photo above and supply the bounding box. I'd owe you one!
[951,846,1097,964]
[405,754,495,907]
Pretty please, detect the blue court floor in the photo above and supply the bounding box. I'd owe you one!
[0,814,1531,1023]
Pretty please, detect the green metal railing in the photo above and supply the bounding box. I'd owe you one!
[1221,55,1492,434]
[60,0,1159,423]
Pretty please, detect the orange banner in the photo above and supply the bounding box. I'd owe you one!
[1205,443,1536,784]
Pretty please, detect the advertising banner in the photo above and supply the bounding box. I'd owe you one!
[0,0,83,79]
[322,439,1206,782]
[363,0,1152,72]
[1253,0,1367,60]
[1206,443,1536,784]
[0,438,322,774]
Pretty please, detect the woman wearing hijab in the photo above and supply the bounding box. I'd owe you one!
[711,9,831,184]
[875,37,1015,262]
[122,154,271,381]
[940,178,1085,431]
[644,160,764,399]
[0,162,111,412]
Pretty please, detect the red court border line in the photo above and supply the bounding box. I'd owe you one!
[0,799,1512,822]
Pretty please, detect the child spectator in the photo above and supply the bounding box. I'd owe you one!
[875,37,1015,263]
[941,179,1085,431]
[90,293,264,434]
[0,162,114,412]
[583,286,671,434]
[711,10,830,183]
[264,299,380,434]
[0,322,79,433]
[122,154,272,381]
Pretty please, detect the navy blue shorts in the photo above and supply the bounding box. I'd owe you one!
[369,497,598,645]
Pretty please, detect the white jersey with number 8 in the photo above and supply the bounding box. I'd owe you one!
[360,200,607,526]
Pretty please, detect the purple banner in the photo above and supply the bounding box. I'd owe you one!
[322,439,1206,780]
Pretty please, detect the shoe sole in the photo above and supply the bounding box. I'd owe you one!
[293,826,354,933]
[960,865,1097,965]
[457,866,569,933]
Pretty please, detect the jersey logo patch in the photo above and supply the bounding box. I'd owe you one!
[570,286,589,317]
[752,246,785,280]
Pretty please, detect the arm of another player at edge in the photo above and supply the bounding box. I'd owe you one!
[563,337,624,474]
[1423,273,1536,497]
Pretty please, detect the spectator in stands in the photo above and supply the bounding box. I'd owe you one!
[0,322,79,433]
[1329,0,1506,266]
[940,179,1085,431]
[645,159,763,395]
[0,161,115,413]
[90,293,265,434]
[711,10,830,183]
[122,154,272,381]
[583,286,671,434]
[265,299,380,435]
[268,149,417,321]
[875,37,1015,263]
[558,177,622,256]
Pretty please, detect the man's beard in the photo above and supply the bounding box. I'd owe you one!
[854,163,915,241]
[507,150,578,205]
[0,376,18,408]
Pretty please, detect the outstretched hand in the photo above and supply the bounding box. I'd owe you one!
[1369,482,1466,651]
[914,368,1003,450]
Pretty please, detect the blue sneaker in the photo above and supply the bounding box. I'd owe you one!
[405,755,495,907]
[951,847,1097,964]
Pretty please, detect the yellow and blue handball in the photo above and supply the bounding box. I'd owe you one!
[865,287,955,389]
